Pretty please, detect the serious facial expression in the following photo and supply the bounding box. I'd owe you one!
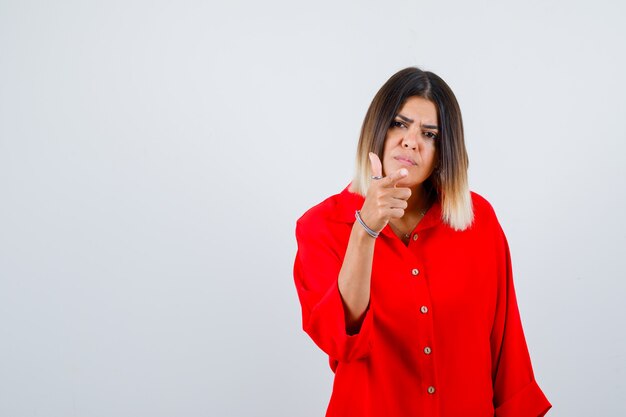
[382,96,439,189]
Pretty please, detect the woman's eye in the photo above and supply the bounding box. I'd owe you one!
[391,120,405,128]
[424,131,439,140]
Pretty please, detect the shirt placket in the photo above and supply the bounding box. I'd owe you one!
[407,229,439,415]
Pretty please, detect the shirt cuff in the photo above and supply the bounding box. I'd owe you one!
[495,380,552,417]
[310,279,373,363]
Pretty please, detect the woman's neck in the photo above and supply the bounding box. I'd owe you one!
[388,185,433,241]
[405,185,431,215]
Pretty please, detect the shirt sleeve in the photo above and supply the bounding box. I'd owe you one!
[491,230,552,417]
[293,218,373,364]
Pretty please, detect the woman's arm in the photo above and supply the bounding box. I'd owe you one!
[490,222,552,417]
[293,153,410,359]
[337,224,376,333]
[338,153,410,332]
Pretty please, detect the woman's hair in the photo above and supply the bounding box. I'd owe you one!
[350,67,473,231]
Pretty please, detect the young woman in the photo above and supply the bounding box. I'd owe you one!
[293,67,551,417]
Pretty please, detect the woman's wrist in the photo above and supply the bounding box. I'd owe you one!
[355,210,379,238]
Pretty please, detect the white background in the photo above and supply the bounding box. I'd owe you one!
[1,1,625,416]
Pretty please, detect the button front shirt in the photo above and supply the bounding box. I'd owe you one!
[294,186,551,417]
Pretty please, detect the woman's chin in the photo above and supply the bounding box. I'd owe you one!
[396,178,423,189]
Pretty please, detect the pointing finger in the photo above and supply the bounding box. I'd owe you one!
[384,168,408,187]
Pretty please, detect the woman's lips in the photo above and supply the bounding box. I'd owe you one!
[394,156,416,166]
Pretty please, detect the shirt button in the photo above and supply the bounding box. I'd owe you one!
[420,306,429,314]
[427,386,436,394]
[413,233,419,241]
[424,346,432,355]
[411,268,419,276]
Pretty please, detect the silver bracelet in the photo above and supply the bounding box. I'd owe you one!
[355,210,379,238]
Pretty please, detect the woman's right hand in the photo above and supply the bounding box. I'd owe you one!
[358,152,412,233]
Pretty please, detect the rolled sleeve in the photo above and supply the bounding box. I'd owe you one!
[294,219,372,363]
[306,277,373,362]
[495,380,551,417]
[491,229,552,416]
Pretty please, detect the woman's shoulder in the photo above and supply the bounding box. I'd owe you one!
[297,184,364,230]
[469,191,502,229]
[298,193,342,225]
[470,191,495,214]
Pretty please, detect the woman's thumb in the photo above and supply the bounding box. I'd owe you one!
[369,152,383,179]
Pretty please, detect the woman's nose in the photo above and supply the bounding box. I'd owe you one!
[402,130,419,150]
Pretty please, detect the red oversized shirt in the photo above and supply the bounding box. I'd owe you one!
[294,186,551,417]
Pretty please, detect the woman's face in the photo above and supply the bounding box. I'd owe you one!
[382,96,439,189]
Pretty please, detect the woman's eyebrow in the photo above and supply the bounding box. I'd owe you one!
[396,114,439,130]
[396,114,414,123]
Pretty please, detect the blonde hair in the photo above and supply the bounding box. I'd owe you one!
[350,67,473,231]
